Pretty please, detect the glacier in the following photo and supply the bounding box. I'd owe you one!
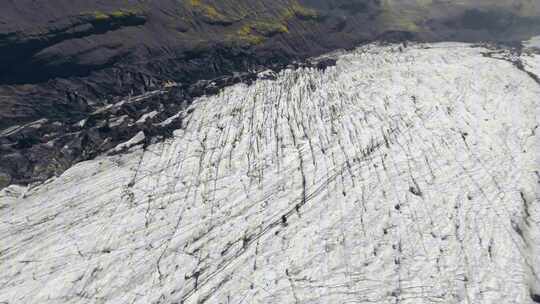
[1,42,539,304]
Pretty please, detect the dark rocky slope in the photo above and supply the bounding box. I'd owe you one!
[1,0,540,188]
[2,0,540,127]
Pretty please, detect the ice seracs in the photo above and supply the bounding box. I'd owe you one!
[1,42,539,304]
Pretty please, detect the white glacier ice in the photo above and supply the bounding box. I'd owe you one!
[1,42,539,304]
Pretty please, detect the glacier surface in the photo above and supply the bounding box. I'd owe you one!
[1,42,539,304]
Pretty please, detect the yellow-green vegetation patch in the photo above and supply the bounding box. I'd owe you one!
[284,2,320,20]
[93,11,111,21]
[88,9,143,22]
[378,0,427,32]
[379,11,421,32]
[110,10,135,18]
[188,0,230,24]
[235,20,289,45]
[236,24,265,45]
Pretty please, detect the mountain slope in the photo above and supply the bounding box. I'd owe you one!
[2,0,540,128]
[1,42,539,303]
